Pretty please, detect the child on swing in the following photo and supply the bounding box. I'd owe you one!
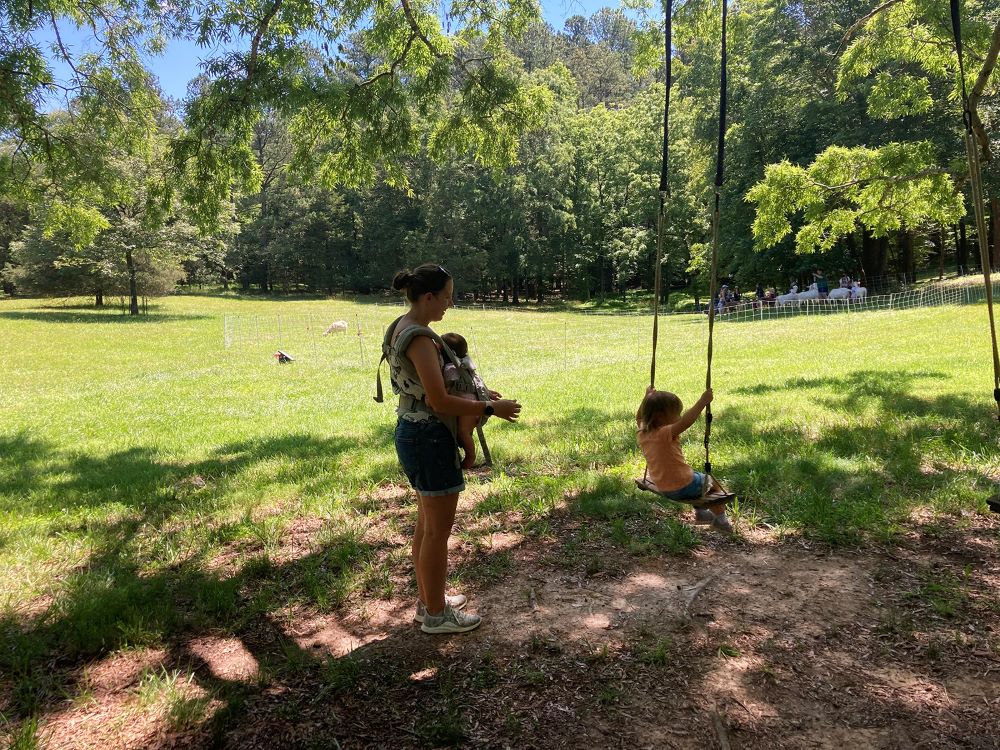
[441,332,492,469]
[636,386,733,532]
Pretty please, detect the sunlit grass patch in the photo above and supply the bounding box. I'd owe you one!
[135,667,212,730]
[0,292,997,728]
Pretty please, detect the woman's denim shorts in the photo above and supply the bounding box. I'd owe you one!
[661,471,707,501]
[394,418,465,497]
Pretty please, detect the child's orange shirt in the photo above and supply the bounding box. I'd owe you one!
[638,424,694,492]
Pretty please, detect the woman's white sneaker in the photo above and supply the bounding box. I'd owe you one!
[414,594,468,623]
[420,604,481,634]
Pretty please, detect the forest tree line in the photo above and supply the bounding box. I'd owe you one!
[1,0,997,311]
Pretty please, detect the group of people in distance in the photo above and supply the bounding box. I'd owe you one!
[385,263,734,635]
[714,269,863,313]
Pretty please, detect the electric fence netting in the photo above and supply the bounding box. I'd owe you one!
[221,276,997,370]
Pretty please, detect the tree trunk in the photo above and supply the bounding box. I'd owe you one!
[125,247,139,315]
[95,290,104,307]
[860,229,877,283]
[932,228,944,279]
[953,224,961,273]
[959,219,969,273]
[991,197,999,270]
[845,232,859,271]
[899,229,914,284]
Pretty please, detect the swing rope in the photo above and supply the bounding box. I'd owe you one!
[949,0,1000,420]
[643,0,672,485]
[703,0,728,475]
[650,0,673,391]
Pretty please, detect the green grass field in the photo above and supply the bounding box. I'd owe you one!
[1,290,998,743]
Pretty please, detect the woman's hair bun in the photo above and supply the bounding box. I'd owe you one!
[391,270,413,291]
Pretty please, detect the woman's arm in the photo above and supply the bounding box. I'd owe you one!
[407,337,521,421]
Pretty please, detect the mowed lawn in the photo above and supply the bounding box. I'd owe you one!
[1,291,998,744]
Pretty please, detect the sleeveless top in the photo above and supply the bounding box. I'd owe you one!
[388,323,446,423]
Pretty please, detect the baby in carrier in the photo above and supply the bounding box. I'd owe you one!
[441,332,490,469]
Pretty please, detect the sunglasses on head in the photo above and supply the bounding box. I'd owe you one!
[437,264,451,278]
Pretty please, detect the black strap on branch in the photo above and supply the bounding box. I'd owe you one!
[659,0,672,196]
[949,0,1000,421]
[704,0,727,474]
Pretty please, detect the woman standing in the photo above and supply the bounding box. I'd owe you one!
[386,264,521,633]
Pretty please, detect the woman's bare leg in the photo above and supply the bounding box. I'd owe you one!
[417,492,459,614]
[412,494,426,604]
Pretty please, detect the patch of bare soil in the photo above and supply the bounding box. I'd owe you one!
[12,505,1000,750]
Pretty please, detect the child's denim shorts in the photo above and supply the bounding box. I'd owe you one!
[662,471,707,501]
[394,418,465,497]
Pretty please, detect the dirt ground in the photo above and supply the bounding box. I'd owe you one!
[6,492,1000,750]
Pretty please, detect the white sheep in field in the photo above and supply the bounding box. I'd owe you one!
[323,319,349,335]
[796,283,820,301]
[776,283,800,307]
[828,287,851,300]
[850,282,867,300]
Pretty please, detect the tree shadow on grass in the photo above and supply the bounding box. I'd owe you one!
[0,432,360,520]
[470,371,996,545]
[0,497,526,748]
[722,370,997,542]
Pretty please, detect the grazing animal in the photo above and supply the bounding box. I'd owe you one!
[796,283,820,301]
[324,320,349,335]
[828,287,851,300]
[776,285,800,307]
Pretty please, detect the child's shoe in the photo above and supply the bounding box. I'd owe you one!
[415,594,467,623]
[694,508,716,525]
[420,604,482,634]
[711,514,734,534]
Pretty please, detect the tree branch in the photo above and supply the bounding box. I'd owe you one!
[400,0,443,57]
[966,20,1000,162]
[831,0,904,61]
[814,168,953,192]
[354,33,417,90]
[244,0,285,96]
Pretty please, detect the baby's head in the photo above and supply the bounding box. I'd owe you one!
[639,390,683,430]
[442,332,468,358]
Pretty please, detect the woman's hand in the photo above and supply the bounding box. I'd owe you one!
[491,398,521,422]
[488,389,503,400]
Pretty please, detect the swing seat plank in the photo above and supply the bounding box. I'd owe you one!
[633,477,735,509]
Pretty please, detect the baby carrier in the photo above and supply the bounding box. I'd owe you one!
[374,316,494,464]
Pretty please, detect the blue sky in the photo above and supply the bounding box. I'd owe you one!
[40,0,615,101]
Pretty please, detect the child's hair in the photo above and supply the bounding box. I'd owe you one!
[441,332,468,358]
[391,263,451,302]
[638,390,682,431]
